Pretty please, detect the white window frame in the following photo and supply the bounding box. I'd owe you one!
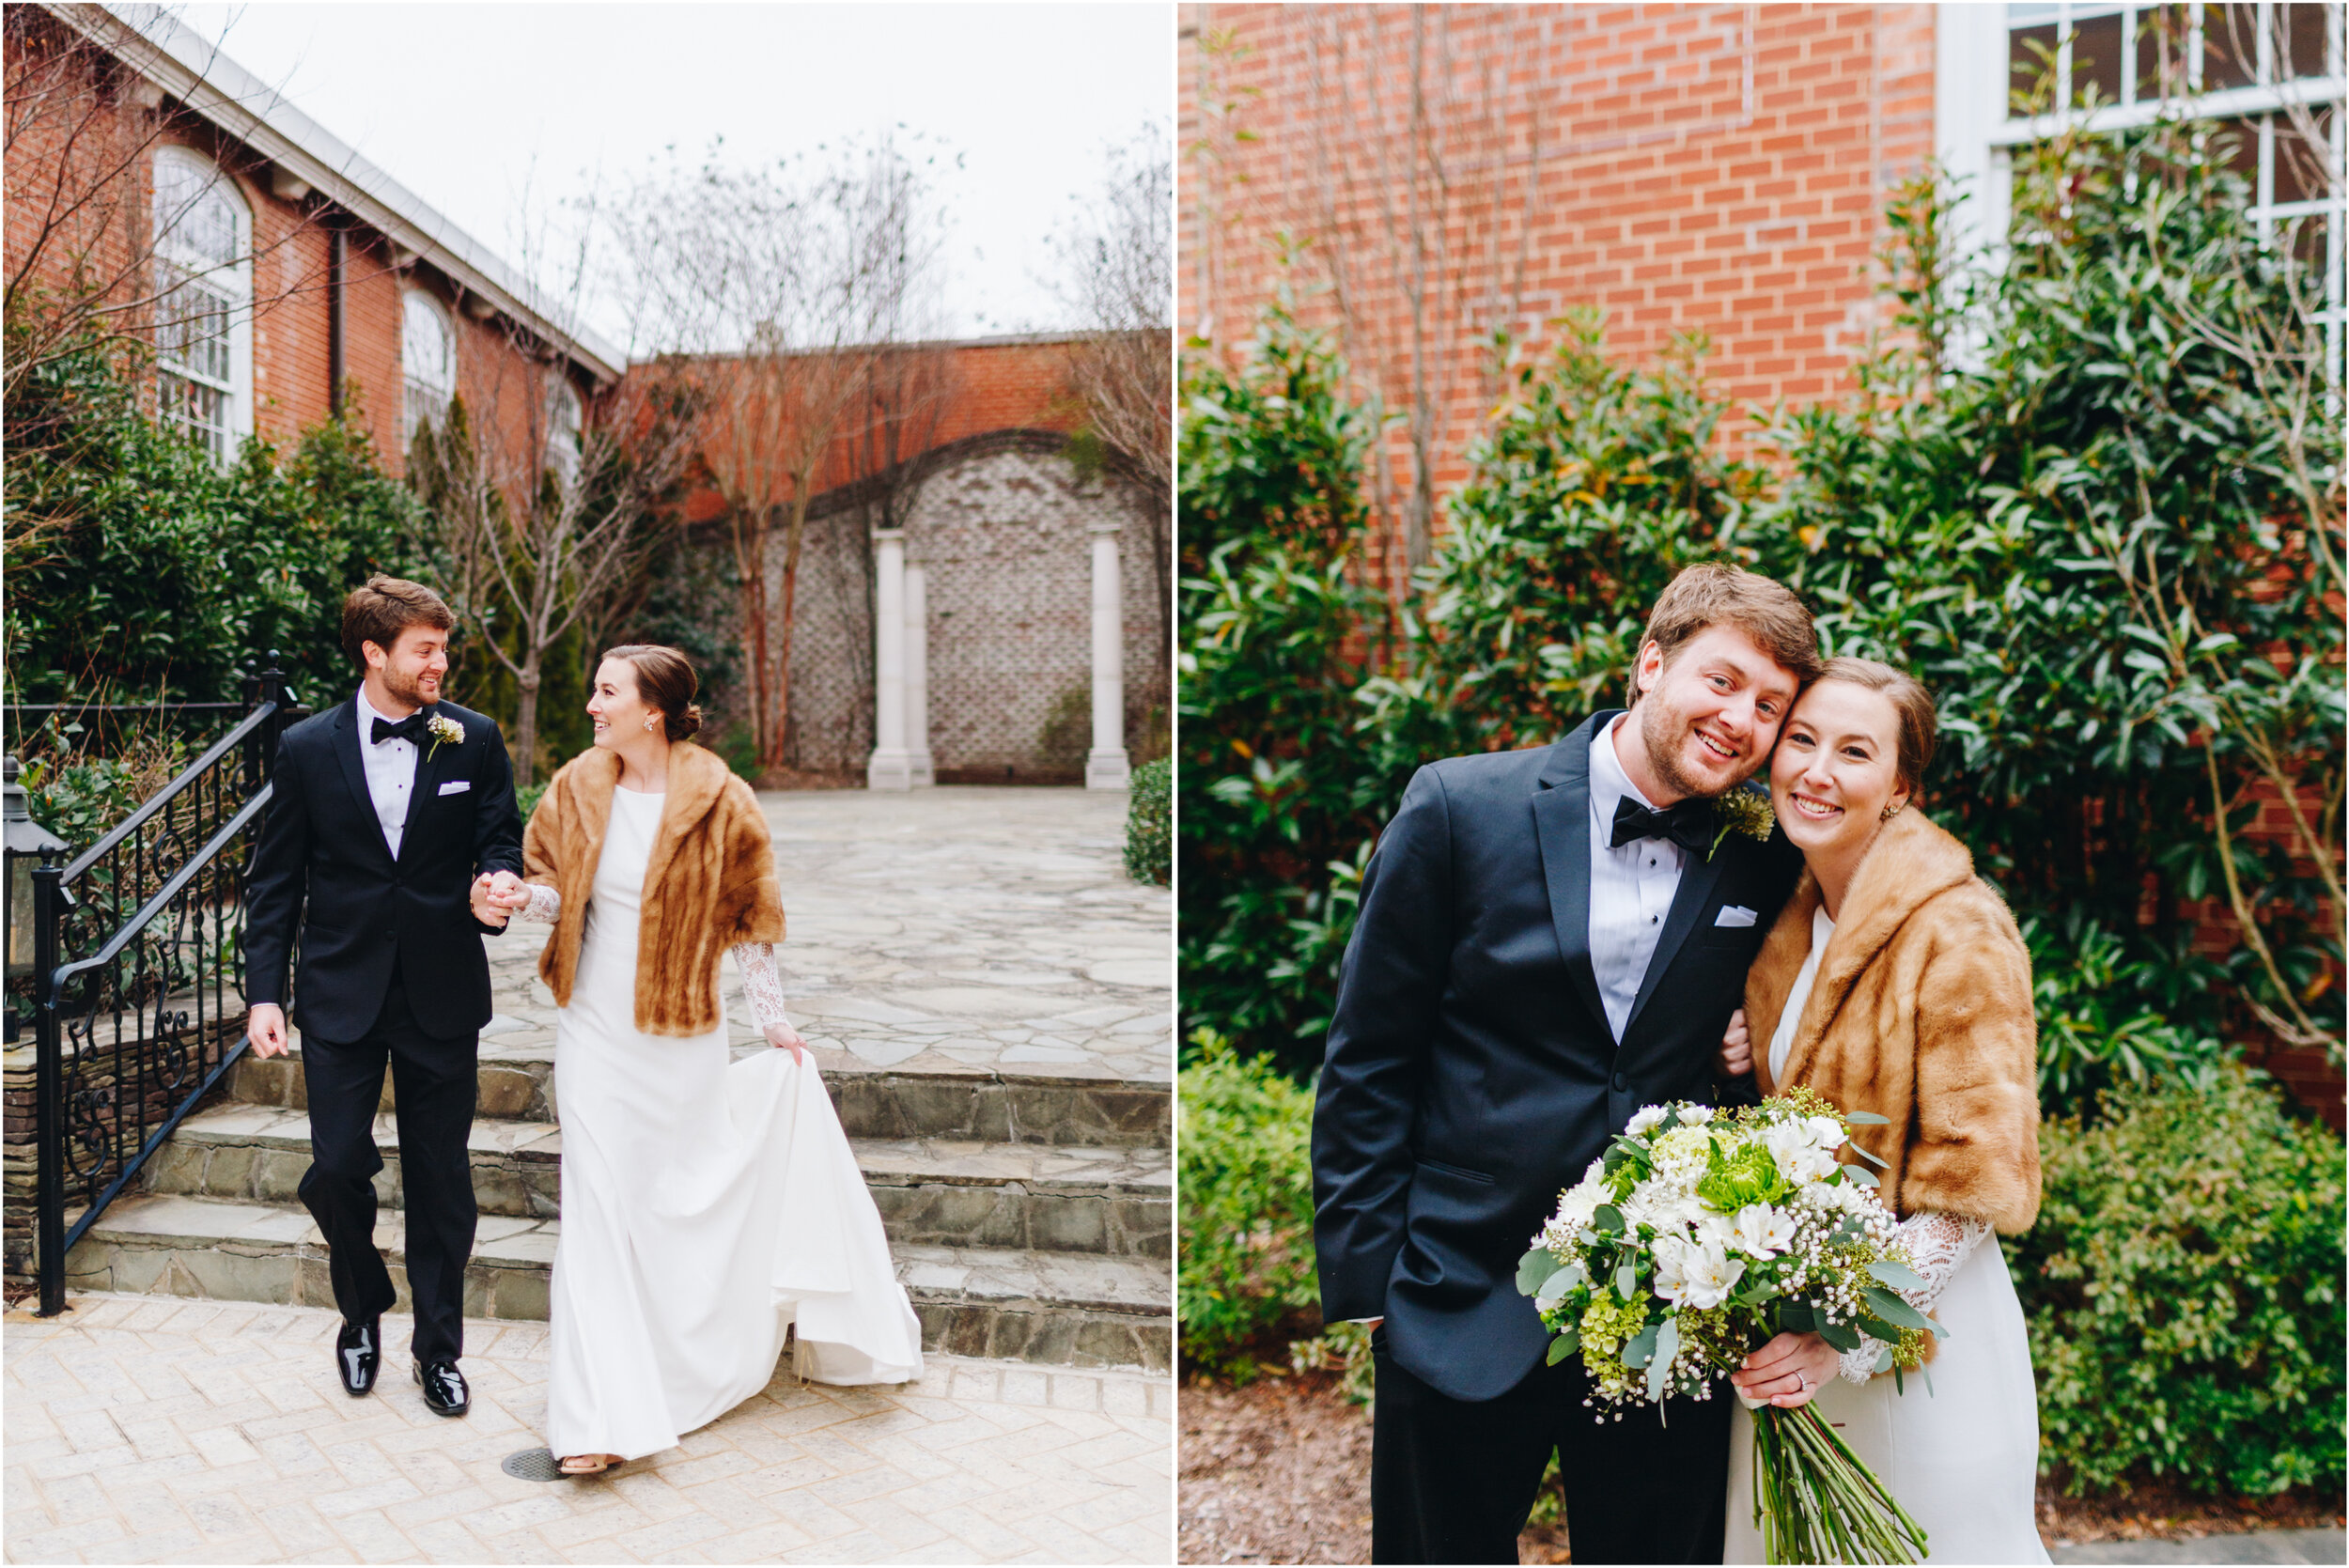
[1939,4,2346,374]
[150,147,253,466]
[400,287,458,455]
[545,376,583,488]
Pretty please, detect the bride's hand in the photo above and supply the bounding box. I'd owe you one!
[1719,1008,1752,1078]
[469,873,509,928]
[764,1022,807,1064]
[1732,1331,1838,1409]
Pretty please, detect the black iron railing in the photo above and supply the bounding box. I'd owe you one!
[25,658,300,1315]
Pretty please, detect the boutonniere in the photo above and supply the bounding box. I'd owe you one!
[1709,788,1776,861]
[425,711,463,762]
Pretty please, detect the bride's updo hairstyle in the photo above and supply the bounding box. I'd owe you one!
[1813,656,1937,795]
[603,644,705,742]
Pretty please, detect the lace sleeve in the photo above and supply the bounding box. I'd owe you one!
[731,942,792,1032]
[1837,1210,1990,1384]
[515,882,561,924]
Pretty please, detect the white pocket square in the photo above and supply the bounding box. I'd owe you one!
[437,780,472,796]
[1714,905,1757,928]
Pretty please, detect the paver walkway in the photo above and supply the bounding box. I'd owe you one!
[4,1294,1174,1564]
[2052,1530,2348,1564]
[481,786,1172,1084]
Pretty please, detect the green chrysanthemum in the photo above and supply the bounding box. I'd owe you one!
[1708,788,1777,860]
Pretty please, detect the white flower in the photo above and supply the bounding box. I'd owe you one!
[1666,1241,1746,1310]
[425,712,463,759]
[1764,1122,1840,1183]
[1726,1203,1798,1258]
[1680,1105,1715,1127]
[1626,1106,1669,1137]
[1805,1114,1850,1151]
[1557,1181,1606,1230]
[1651,1235,1694,1302]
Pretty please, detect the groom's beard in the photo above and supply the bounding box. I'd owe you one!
[381,663,440,709]
[1637,691,1752,800]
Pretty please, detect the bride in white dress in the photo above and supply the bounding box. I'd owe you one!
[473,644,922,1477]
[1717,659,2048,1564]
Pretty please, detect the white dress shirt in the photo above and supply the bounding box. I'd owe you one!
[1586,714,1687,1042]
[354,688,420,860]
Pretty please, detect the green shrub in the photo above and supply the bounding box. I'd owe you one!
[1178,1029,1320,1371]
[2011,1072,2345,1496]
[513,782,549,828]
[1124,757,1170,884]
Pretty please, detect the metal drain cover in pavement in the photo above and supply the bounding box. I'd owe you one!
[501,1448,567,1483]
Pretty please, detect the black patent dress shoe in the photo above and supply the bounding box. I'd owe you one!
[334,1317,380,1396]
[414,1358,470,1418]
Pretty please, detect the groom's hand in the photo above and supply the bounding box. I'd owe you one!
[469,874,511,928]
[1719,1008,1753,1078]
[247,1003,288,1059]
[1732,1331,1838,1408]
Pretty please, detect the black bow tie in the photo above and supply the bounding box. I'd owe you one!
[1610,795,1714,853]
[371,713,427,746]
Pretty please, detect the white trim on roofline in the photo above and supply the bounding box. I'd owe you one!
[52,1,627,382]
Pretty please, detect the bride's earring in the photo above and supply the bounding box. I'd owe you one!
[1881,800,1906,821]
[643,716,656,731]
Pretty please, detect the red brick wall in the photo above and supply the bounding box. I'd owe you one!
[6,11,579,483]
[1182,2,1936,552]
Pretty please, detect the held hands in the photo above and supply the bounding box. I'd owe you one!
[1719,1007,1753,1079]
[763,1021,808,1064]
[247,1002,289,1059]
[1731,1330,1839,1409]
[470,870,529,927]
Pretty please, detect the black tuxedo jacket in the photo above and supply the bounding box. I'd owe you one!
[243,695,524,1043]
[1312,711,1801,1402]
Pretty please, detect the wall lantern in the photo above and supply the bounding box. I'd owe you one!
[3,756,69,1044]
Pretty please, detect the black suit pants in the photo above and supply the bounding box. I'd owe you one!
[1372,1327,1732,1564]
[297,963,478,1364]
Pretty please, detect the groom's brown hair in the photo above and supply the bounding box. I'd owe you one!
[1626,564,1818,708]
[341,576,456,666]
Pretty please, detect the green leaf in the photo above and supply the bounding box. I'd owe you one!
[1841,1110,1891,1126]
[1646,1316,1682,1403]
[1591,1204,1624,1235]
[1547,1328,1580,1366]
[1862,1286,1934,1332]
[1868,1260,1928,1292]
[1815,1317,1864,1353]
[1623,1322,1660,1370]
[1536,1262,1585,1309]
[1614,1261,1639,1301]
[1841,1163,1880,1188]
[1516,1247,1563,1297]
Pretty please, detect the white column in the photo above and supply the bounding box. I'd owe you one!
[1084,520,1130,790]
[866,528,913,790]
[904,564,934,787]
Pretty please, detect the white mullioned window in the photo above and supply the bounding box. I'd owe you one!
[151,147,253,465]
[1939,4,2346,373]
[401,288,458,452]
[546,376,583,487]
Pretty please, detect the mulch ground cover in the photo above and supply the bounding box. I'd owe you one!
[1178,1369,2343,1565]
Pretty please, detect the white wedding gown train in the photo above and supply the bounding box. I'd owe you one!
[541,787,922,1463]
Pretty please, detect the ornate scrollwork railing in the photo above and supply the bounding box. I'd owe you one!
[27,659,298,1315]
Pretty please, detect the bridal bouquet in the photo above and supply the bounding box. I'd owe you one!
[1517,1089,1941,1564]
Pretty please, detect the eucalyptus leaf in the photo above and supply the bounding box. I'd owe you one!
[1868,1260,1928,1292]
[1623,1322,1660,1371]
[1815,1317,1864,1353]
[1645,1316,1682,1403]
[1861,1286,1934,1333]
[1516,1247,1563,1297]
[1841,1110,1891,1126]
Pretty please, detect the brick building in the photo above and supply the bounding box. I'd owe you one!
[6,4,621,485]
[9,3,1170,789]
[1181,3,2342,567]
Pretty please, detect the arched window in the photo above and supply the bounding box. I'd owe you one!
[546,377,583,486]
[151,147,251,465]
[401,288,457,452]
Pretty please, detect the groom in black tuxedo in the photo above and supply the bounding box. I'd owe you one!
[1314,566,1826,1564]
[243,577,523,1417]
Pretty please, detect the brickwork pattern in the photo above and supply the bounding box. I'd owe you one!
[3,1293,1173,1564]
[782,443,1164,778]
[1182,3,1937,503]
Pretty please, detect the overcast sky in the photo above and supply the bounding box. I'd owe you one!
[172,3,1172,349]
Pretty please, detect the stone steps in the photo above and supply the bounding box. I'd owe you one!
[145,1104,1171,1257]
[226,1038,1171,1147]
[63,1193,1171,1373]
